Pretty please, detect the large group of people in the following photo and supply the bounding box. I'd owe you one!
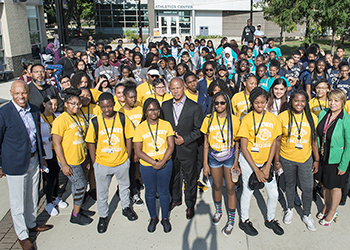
[1,29,350,249]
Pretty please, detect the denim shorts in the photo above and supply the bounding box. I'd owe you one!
[208,148,235,168]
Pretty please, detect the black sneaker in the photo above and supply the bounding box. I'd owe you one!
[161,218,172,233]
[132,194,144,206]
[265,219,284,235]
[97,217,108,233]
[70,211,93,226]
[147,217,159,233]
[239,219,258,236]
[122,207,138,221]
[80,208,96,217]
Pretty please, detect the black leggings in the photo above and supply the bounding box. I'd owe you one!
[43,151,60,203]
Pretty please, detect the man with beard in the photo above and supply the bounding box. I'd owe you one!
[28,64,64,112]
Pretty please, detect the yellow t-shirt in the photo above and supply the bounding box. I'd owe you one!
[156,93,173,106]
[136,81,154,105]
[237,111,282,164]
[51,112,86,165]
[207,78,213,87]
[85,113,134,167]
[277,110,318,163]
[78,103,101,126]
[344,100,350,115]
[41,113,55,132]
[90,88,102,103]
[309,98,328,117]
[231,91,250,120]
[133,119,174,166]
[185,90,199,102]
[121,106,143,127]
[200,112,240,151]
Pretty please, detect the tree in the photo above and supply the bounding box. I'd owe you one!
[65,0,94,29]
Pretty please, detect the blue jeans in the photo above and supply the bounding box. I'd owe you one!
[140,159,173,219]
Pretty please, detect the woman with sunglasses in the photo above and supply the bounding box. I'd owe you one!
[201,92,240,236]
[133,98,175,233]
[237,87,283,236]
[52,88,94,225]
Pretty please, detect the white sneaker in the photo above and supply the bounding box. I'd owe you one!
[283,208,293,224]
[45,203,59,216]
[53,197,68,209]
[303,214,316,231]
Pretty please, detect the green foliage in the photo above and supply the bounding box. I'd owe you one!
[196,35,223,39]
[124,29,139,40]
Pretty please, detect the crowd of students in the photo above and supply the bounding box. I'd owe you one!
[18,35,350,237]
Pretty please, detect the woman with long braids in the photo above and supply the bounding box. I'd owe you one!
[266,78,289,116]
[133,98,175,233]
[232,59,250,93]
[201,92,240,236]
[130,52,145,86]
[275,89,320,231]
[316,89,350,226]
[237,87,283,236]
[52,88,94,225]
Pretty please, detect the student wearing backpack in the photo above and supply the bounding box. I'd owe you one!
[85,92,138,234]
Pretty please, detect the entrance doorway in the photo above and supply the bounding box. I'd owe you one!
[159,16,179,37]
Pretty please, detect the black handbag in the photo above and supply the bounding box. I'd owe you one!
[248,163,274,190]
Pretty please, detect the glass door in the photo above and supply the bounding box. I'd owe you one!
[159,16,179,37]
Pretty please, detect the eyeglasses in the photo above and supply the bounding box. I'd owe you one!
[33,70,45,74]
[146,109,160,113]
[68,102,82,108]
[61,80,70,84]
[214,101,226,106]
[150,75,159,78]
[316,86,329,90]
[205,68,214,72]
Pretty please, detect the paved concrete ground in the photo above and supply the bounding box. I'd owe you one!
[1,79,350,250]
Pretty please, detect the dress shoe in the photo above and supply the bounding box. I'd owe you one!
[18,238,35,250]
[186,207,195,220]
[122,207,138,221]
[97,217,108,233]
[169,201,182,211]
[28,224,53,232]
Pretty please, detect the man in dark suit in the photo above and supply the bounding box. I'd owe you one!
[0,81,52,250]
[162,78,203,219]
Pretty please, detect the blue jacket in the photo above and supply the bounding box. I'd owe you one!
[197,91,211,117]
[197,77,209,95]
[0,102,45,175]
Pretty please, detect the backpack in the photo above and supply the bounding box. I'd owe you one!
[91,112,126,143]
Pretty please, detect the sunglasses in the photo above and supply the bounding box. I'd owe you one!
[205,68,214,72]
[214,101,226,106]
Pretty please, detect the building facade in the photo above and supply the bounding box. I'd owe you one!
[0,0,47,77]
[94,0,304,38]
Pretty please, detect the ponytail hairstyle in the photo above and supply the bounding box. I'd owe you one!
[248,87,268,112]
[287,89,316,141]
[206,91,235,149]
[266,78,288,114]
[141,98,164,122]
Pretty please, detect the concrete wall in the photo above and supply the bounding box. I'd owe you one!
[222,11,304,39]
[195,11,222,36]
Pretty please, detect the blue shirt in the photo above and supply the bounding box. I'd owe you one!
[264,47,282,58]
[12,101,37,153]
[267,76,291,92]
[334,78,350,100]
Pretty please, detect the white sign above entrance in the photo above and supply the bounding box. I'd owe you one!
[155,4,193,9]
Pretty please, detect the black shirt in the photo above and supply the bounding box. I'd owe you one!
[28,82,64,112]
[241,25,256,42]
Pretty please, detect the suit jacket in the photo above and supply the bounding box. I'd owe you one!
[197,91,211,117]
[197,77,208,95]
[0,102,45,175]
[162,97,203,158]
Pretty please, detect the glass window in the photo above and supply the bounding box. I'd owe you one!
[28,19,39,31]
[100,10,112,15]
[101,22,112,27]
[31,44,41,58]
[101,16,112,22]
[29,32,40,44]
[125,10,136,16]
[26,6,37,18]
[0,51,4,65]
[112,4,123,10]
[125,16,136,22]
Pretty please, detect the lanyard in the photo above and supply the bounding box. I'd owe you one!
[244,93,250,113]
[80,105,90,125]
[147,82,153,94]
[292,112,304,141]
[67,112,85,137]
[253,111,265,144]
[102,65,111,75]
[321,113,338,157]
[41,113,55,128]
[102,114,116,147]
[216,113,227,144]
[147,120,159,152]
[317,98,324,112]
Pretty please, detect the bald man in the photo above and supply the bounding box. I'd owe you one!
[162,78,203,219]
[0,80,52,250]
